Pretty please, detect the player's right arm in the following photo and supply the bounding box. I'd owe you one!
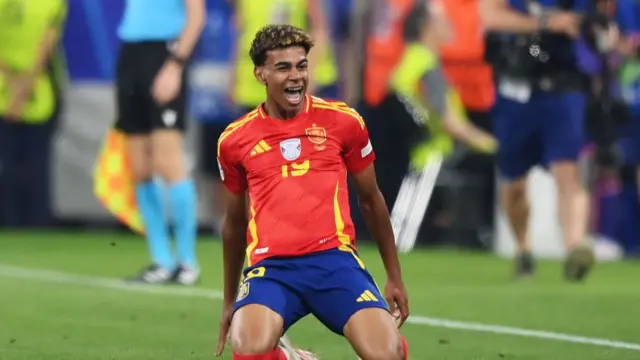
[217,135,249,302]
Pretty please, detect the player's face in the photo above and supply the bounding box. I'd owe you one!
[259,46,309,114]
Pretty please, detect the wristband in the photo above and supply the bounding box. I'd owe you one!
[168,51,188,66]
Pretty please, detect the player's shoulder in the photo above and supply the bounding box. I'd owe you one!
[217,107,262,154]
[309,96,366,130]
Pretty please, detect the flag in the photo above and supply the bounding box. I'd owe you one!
[93,128,145,234]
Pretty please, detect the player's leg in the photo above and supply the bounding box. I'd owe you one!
[541,91,593,281]
[115,43,174,282]
[304,248,407,360]
[231,264,309,359]
[493,94,541,278]
[146,43,198,285]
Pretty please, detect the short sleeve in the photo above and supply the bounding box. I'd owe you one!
[217,138,248,194]
[342,110,376,173]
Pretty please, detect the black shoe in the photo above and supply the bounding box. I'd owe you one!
[564,244,595,282]
[170,265,200,286]
[126,264,173,284]
[514,252,535,279]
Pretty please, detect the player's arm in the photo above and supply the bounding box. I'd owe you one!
[218,139,249,301]
[221,190,248,300]
[421,68,497,153]
[171,0,206,63]
[351,165,403,282]
[342,115,403,282]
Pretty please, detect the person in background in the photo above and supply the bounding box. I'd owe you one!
[0,0,67,228]
[231,0,336,113]
[194,0,237,236]
[479,0,619,281]
[440,0,498,244]
[356,0,416,206]
[114,0,205,285]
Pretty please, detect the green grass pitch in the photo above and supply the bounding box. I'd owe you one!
[1,231,639,360]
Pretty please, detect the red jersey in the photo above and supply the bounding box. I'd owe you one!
[217,96,375,265]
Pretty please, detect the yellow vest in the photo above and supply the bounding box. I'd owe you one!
[0,0,66,123]
[235,0,338,107]
[390,43,455,157]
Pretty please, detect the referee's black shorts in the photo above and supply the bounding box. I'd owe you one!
[114,41,188,134]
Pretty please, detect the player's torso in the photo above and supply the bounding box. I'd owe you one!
[235,103,355,262]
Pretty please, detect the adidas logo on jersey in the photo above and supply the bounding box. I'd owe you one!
[251,140,272,156]
[356,290,379,303]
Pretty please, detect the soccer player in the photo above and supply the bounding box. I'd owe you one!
[114,0,205,284]
[215,25,410,360]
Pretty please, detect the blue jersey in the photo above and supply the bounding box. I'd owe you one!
[118,0,186,42]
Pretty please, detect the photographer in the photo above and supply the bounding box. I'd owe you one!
[479,0,610,281]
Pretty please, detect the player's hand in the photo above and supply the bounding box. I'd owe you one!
[215,301,234,356]
[152,61,183,105]
[384,278,410,328]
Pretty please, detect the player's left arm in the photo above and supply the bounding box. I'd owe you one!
[343,113,403,284]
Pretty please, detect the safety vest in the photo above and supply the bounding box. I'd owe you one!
[390,43,457,157]
[363,0,414,107]
[439,0,495,111]
[0,0,65,123]
[235,0,338,107]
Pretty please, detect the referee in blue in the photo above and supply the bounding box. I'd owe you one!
[115,0,205,285]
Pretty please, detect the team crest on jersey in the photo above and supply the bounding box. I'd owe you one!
[236,282,250,302]
[305,125,327,145]
[280,138,301,161]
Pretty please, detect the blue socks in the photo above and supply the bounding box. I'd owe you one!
[168,179,198,269]
[135,181,175,270]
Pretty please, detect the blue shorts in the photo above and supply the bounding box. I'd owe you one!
[493,91,586,181]
[233,247,388,335]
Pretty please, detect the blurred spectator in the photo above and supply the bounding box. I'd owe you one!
[480,0,613,280]
[0,0,68,228]
[231,0,336,112]
[388,1,497,251]
[358,0,416,206]
[195,0,237,234]
[440,0,497,242]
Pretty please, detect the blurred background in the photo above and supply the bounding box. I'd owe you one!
[2,1,640,359]
[2,0,639,259]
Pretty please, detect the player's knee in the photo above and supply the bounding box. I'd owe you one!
[357,335,405,360]
[229,305,283,355]
[230,330,279,355]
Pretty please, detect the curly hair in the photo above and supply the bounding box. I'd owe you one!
[249,24,315,66]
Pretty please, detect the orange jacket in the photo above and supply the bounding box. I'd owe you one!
[440,0,495,111]
[363,0,415,107]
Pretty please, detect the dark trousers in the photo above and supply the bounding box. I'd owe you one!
[0,117,57,228]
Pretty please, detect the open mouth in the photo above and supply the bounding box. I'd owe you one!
[284,86,304,105]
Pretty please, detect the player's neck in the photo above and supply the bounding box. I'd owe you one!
[264,99,303,120]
